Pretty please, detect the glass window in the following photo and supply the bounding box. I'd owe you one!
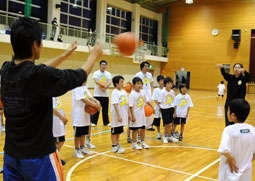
[83,9,90,19]
[111,17,120,26]
[82,19,89,29]
[60,14,67,24]
[116,9,120,17]
[106,25,110,33]
[9,1,24,14]
[0,0,7,11]
[140,16,158,44]
[121,20,126,28]
[69,16,81,27]
[121,11,125,18]
[112,8,115,16]
[84,0,88,8]
[61,2,68,13]
[70,6,81,16]
[142,26,148,34]
[111,26,119,35]
[106,15,110,24]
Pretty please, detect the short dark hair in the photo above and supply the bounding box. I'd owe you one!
[140,61,150,70]
[164,77,173,86]
[179,83,187,93]
[132,77,143,85]
[157,75,165,82]
[100,60,107,65]
[229,99,250,122]
[221,81,224,84]
[233,63,243,69]
[11,17,42,60]
[112,75,124,87]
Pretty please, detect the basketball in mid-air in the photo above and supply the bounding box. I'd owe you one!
[113,32,136,56]
[85,105,98,115]
[125,82,133,93]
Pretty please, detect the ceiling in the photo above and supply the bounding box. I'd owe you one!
[124,0,181,12]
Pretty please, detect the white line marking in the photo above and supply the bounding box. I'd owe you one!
[184,158,220,181]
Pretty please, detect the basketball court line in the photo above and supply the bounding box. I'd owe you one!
[64,144,218,181]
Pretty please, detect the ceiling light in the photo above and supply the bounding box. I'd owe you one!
[186,0,193,4]
[107,7,112,10]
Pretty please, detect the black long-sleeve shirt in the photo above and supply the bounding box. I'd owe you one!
[1,60,87,159]
[220,68,250,104]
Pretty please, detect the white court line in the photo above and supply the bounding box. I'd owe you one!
[184,158,220,181]
[64,145,217,181]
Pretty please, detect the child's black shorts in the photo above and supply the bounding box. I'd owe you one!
[73,126,89,137]
[161,108,174,125]
[129,126,146,130]
[152,118,161,127]
[174,117,187,125]
[111,126,124,135]
[54,136,65,143]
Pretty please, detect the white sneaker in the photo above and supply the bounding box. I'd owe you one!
[86,141,96,149]
[112,146,119,153]
[80,147,93,155]
[137,136,141,143]
[74,149,84,159]
[162,136,168,144]
[156,132,161,140]
[117,146,125,153]
[112,145,125,153]
[168,136,178,143]
[91,123,96,127]
[132,143,142,150]
[106,123,111,127]
[141,141,150,149]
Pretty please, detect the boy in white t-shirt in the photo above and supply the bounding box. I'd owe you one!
[52,97,68,165]
[173,84,193,141]
[129,77,154,150]
[218,99,255,181]
[152,75,165,140]
[158,77,178,143]
[72,82,101,159]
[217,81,225,100]
[111,75,130,153]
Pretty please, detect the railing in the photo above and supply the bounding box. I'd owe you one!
[0,13,168,58]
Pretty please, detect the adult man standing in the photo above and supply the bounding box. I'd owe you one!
[92,60,112,126]
[134,61,155,131]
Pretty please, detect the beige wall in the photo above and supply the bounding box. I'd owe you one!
[160,0,255,90]
[0,42,161,88]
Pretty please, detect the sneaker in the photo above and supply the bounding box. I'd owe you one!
[61,159,66,166]
[86,141,96,149]
[80,147,93,155]
[112,146,119,153]
[91,123,96,127]
[147,126,155,131]
[168,136,178,143]
[0,168,3,173]
[137,136,141,143]
[106,123,111,127]
[156,133,161,140]
[174,131,180,138]
[179,135,183,141]
[112,144,125,153]
[127,137,132,143]
[1,126,5,132]
[162,136,168,143]
[74,149,84,159]
[117,146,125,153]
[141,142,150,149]
[132,143,142,150]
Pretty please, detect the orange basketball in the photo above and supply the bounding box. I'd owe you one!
[113,32,136,56]
[125,82,133,93]
[144,105,153,117]
[85,105,98,115]
[100,81,107,89]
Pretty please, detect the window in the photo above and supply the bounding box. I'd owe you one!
[139,16,158,44]
[106,5,131,39]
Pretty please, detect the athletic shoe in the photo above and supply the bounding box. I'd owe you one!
[106,123,111,127]
[137,136,141,143]
[117,146,125,153]
[0,168,3,173]
[74,149,84,159]
[147,126,155,131]
[132,143,142,150]
[162,136,168,143]
[61,159,66,166]
[91,123,96,127]
[168,136,178,143]
[112,146,119,153]
[127,137,132,143]
[80,147,93,155]
[179,135,183,141]
[86,141,96,149]
[174,131,180,138]
[156,132,161,140]
[141,142,150,149]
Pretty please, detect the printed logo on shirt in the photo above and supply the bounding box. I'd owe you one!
[179,98,187,107]
[142,77,150,85]
[55,98,63,110]
[165,95,173,105]
[238,80,242,86]
[120,95,127,107]
[99,75,107,82]
[240,129,250,133]
[83,91,89,100]
[137,95,144,107]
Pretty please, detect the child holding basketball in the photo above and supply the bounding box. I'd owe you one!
[72,82,101,158]
[158,77,178,143]
[173,84,193,141]
[218,99,255,181]
[129,77,154,149]
[111,75,130,153]
[52,97,68,165]
[217,81,225,100]
[152,75,165,140]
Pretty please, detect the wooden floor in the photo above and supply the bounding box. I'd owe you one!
[0,89,255,181]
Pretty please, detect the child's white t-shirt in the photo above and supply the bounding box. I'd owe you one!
[158,89,175,109]
[129,90,148,128]
[218,123,255,181]
[152,87,164,118]
[71,86,92,127]
[134,71,153,99]
[92,70,112,97]
[52,97,66,137]
[111,89,129,128]
[217,84,225,95]
[173,93,193,118]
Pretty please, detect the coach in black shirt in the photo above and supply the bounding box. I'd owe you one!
[216,63,250,126]
[1,17,102,180]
